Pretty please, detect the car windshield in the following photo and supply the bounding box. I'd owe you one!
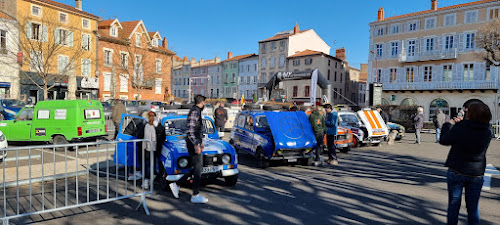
[255,116,270,129]
[3,99,25,108]
[340,114,360,126]
[164,118,215,136]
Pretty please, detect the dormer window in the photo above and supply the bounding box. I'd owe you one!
[152,38,158,47]
[110,27,117,37]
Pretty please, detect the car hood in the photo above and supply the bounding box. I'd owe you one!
[264,111,316,150]
[3,106,21,115]
[164,137,232,155]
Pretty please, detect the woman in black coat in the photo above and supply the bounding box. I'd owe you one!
[439,103,492,225]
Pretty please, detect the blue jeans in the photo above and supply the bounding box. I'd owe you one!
[436,128,441,142]
[447,169,484,225]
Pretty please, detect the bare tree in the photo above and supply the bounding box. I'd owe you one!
[478,19,500,66]
[0,14,89,100]
[109,37,171,100]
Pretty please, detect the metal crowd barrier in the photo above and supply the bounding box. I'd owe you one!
[0,139,153,224]
[495,120,500,140]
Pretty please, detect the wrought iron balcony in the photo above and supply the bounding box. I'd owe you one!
[382,80,498,91]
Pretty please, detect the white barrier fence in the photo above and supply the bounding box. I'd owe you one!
[0,139,153,224]
[495,120,500,140]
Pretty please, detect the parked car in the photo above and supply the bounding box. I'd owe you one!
[106,99,140,115]
[387,122,405,140]
[338,109,389,146]
[101,101,112,120]
[230,111,316,168]
[323,127,354,153]
[0,99,26,120]
[0,130,7,160]
[0,100,106,144]
[137,100,164,113]
[114,114,239,186]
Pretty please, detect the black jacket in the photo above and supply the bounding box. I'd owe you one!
[439,120,492,176]
[214,106,228,127]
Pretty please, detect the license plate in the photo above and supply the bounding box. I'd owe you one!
[86,129,100,133]
[288,159,297,163]
[337,144,348,148]
[202,166,217,174]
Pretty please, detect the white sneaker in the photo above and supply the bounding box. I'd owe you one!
[141,179,150,190]
[169,183,180,199]
[191,194,208,204]
[128,172,142,181]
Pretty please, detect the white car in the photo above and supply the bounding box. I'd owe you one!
[0,130,7,160]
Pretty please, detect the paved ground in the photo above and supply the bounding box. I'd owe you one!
[2,133,500,225]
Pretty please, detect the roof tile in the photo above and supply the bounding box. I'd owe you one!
[36,0,99,19]
[259,29,311,42]
[222,53,256,62]
[381,0,500,22]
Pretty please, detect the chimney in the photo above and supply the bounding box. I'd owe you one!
[162,37,168,49]
[191,57,195,64]
[336,47,346,61]
[199,58,203,63]
[215,56,220,63]
[431,0,438,11]
[227,52,233,59]
[75,0,82,10]
[293,23,300,34]
[377,7,385,21]
[183,56,188,61]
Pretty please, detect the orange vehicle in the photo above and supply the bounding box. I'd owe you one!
[324,127,354,153]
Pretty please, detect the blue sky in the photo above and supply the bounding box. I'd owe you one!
[61,0,473,68]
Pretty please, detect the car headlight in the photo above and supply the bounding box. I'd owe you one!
[346,133,352,140]
[178,158,189,168]
[0,134,5,142]
[222,154,231,165]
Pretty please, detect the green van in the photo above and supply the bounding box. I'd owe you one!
[0,100,107,144]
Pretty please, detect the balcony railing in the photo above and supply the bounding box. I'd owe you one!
[398,48,458,63]
[382,81,498,91]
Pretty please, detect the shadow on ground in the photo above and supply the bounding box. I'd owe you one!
[2,146,499,225]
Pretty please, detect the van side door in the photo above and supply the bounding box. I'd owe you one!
[10,108,34,141]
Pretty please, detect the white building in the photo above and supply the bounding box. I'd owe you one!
[369,0,500,121]
[0,12,20,99]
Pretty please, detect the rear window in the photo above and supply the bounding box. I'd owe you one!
[84,109,101,120]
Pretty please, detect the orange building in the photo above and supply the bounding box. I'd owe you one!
[97,19,175,101]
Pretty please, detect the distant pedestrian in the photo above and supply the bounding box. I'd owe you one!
[433,108,447,142]
[439,103,492,225]
[214,101,228,133]
[413,107,424,144]
[324,104,339,165]
[112,99,127,140]
[376,107,389,124]
[309,106,326,166]
[169,95,208,204]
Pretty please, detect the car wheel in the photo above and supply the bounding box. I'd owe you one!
[52,135,69,151]
[340,146,351,153]
[224,174,238,186]
[352,137,359,147]
[256,148,270,169]
[301,158,313,166]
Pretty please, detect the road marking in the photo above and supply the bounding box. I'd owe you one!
[4,155,41,162]
[483,164,499,191]
[77,148,115,155]
[34,148,77,160]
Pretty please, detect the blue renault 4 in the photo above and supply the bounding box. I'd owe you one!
[114,113,239,186]
[230,111,316,168]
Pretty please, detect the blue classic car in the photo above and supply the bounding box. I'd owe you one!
[230,111,316,168]
[0,99,26,120]
[115,114,239,186]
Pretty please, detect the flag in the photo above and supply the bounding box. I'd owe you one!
[241,94,245,104]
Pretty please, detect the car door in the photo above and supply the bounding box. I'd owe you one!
[10,108,34,141]
[114,114,146,166]
[240,115,255,153]
[232,114,247,151]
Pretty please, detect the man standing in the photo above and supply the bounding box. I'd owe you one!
[112,99,127,140]
[309,106,326,166]
[376,107,389,124]
[324,104,339,165]
[433,108,446,142]
[169,95,208,204]
[413,107,424,144]
[214,101,228,133]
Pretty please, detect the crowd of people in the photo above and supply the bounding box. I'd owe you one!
[109,97,495,224]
